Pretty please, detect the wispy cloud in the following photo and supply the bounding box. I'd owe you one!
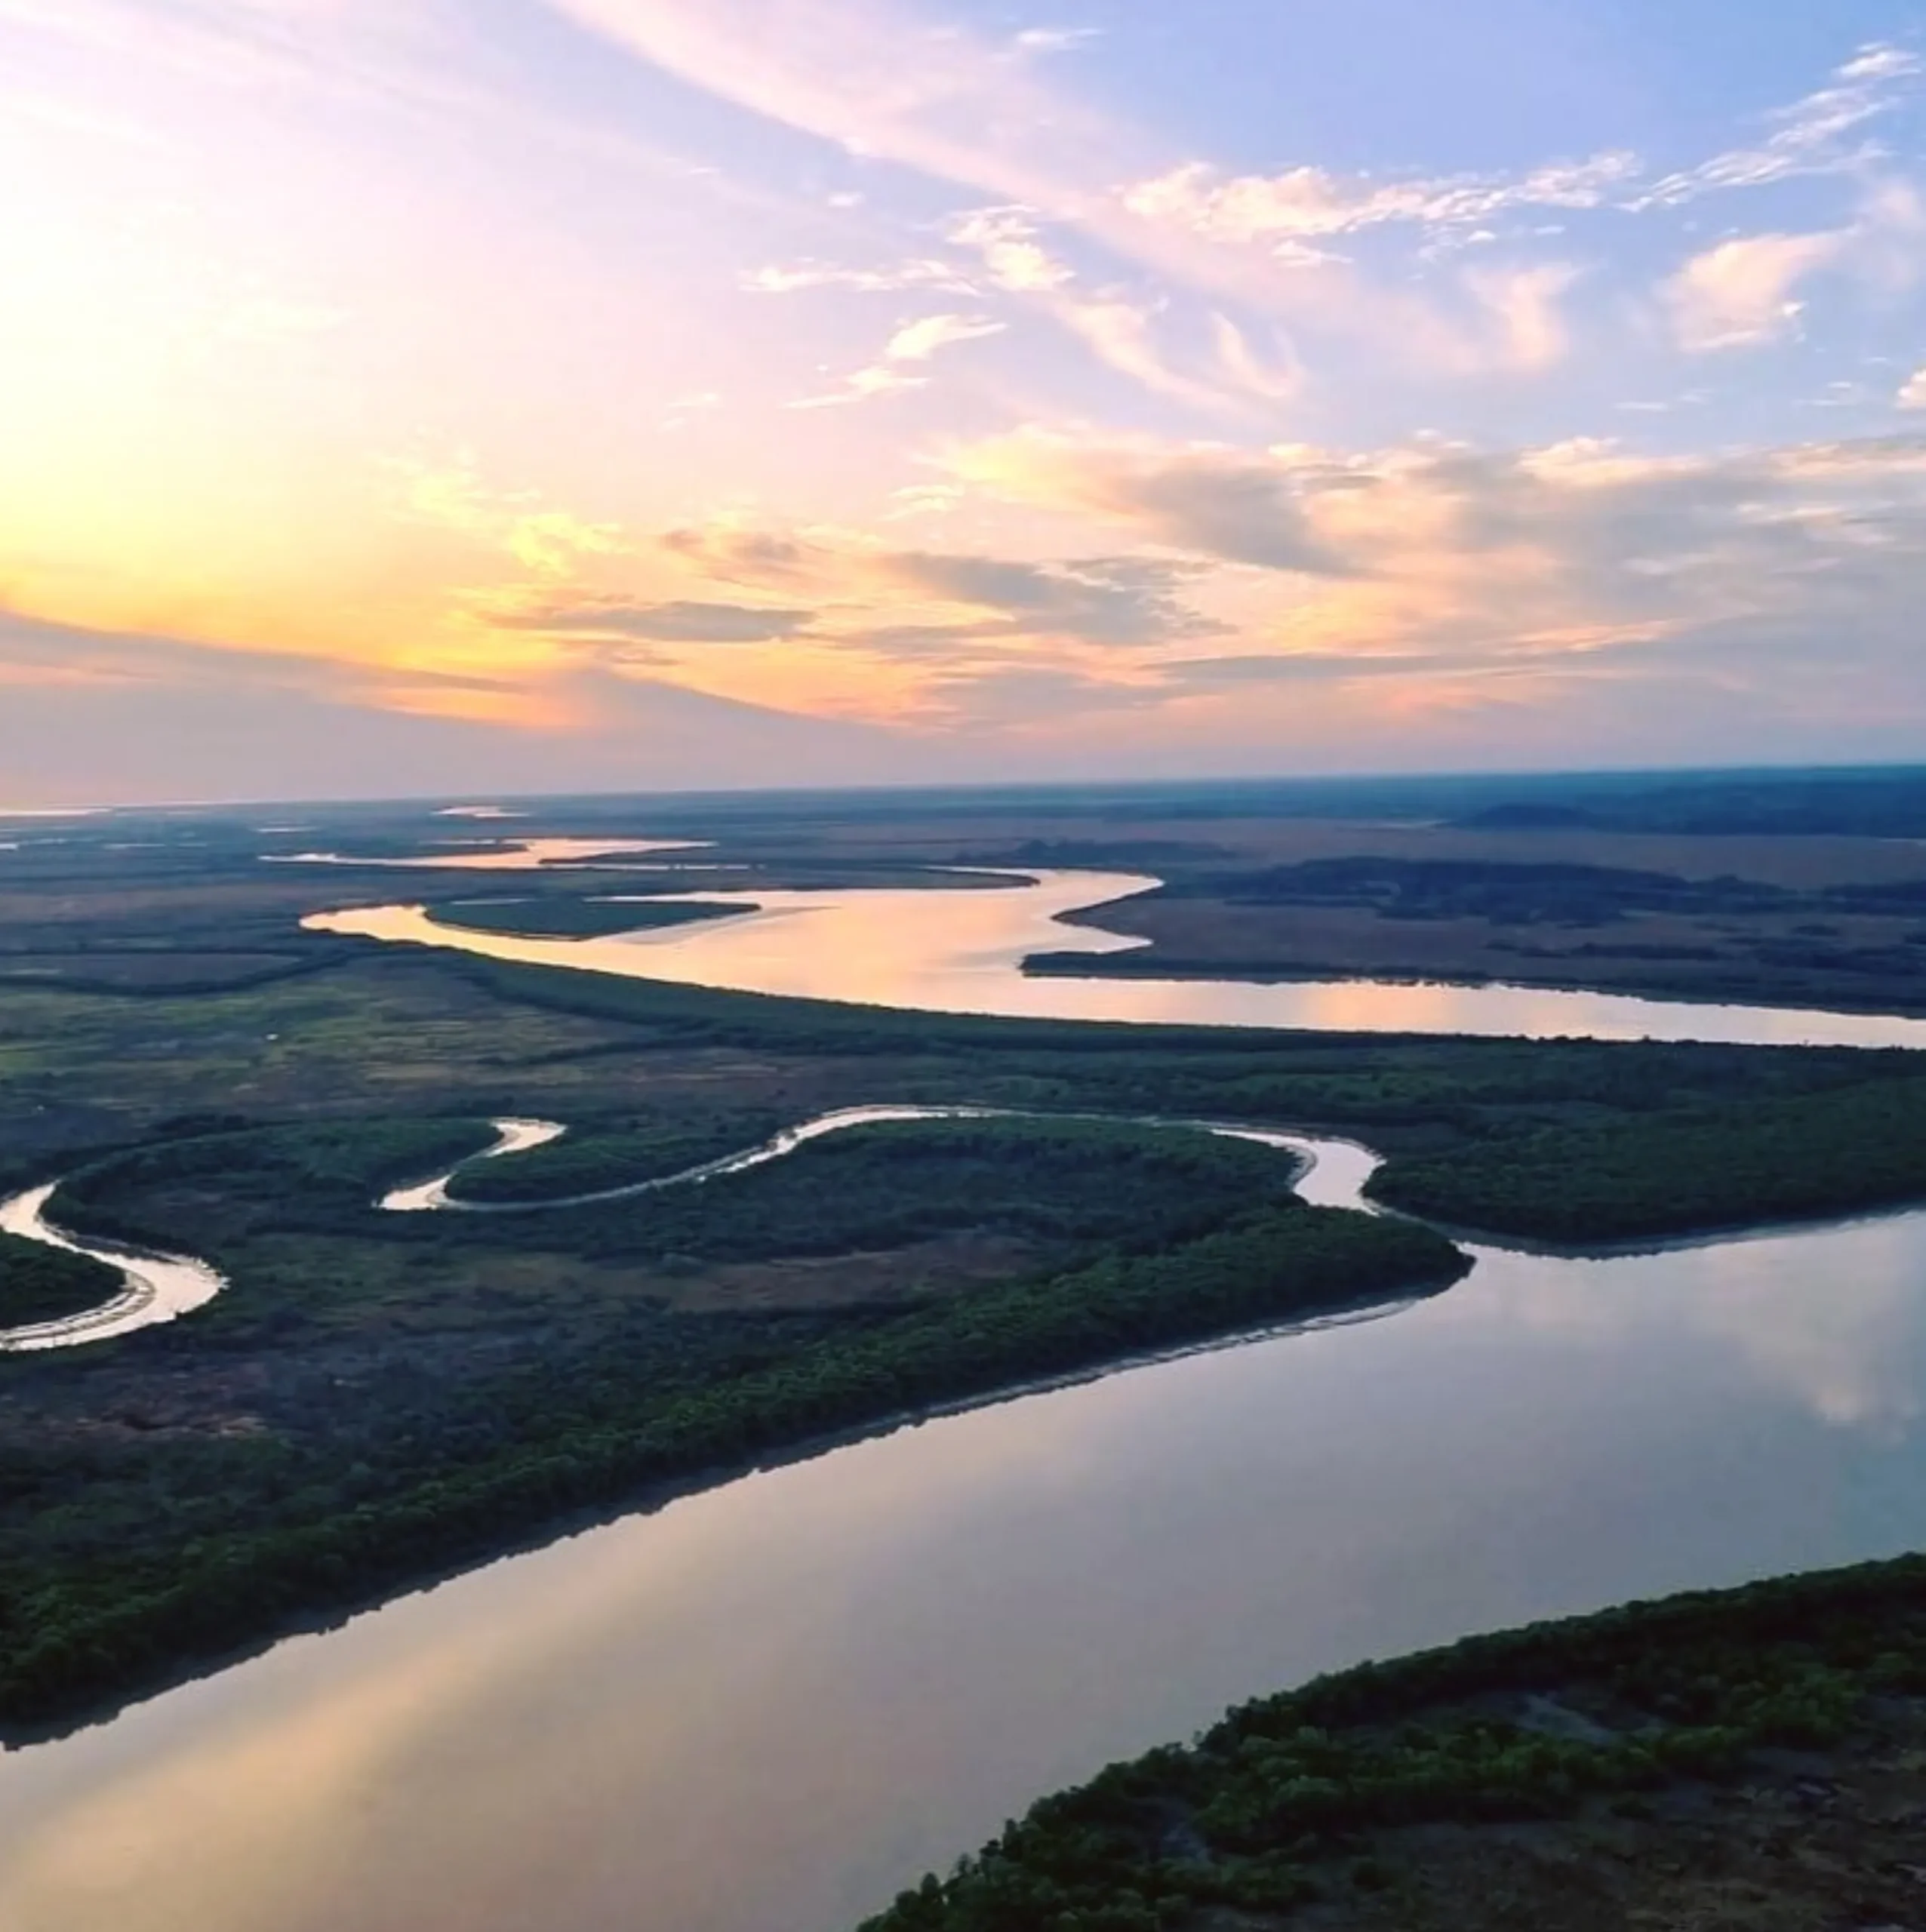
[882,312,1005,360]
[786,309,1004,408]
[1663,231,1844,349]
[484,596,817,642]
[1121,38,1921,259]
[1464,262,1583,371]
[1660,174,1926,352]
[943,427,1352,574]
[743,259,977,294]
[1635,42,1922,208]
[1123,152,1637,255]
[383,456,626,577]
[1011,26,1101,57]
[539,0,1138,211]
[948,206,1303,409]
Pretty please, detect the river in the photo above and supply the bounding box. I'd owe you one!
[9,860,1926,1929]
[9,1115,1926,1931]
[306,867,1926,1049]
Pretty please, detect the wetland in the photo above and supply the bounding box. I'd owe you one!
[8,770,1926,1931]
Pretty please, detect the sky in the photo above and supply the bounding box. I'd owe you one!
[6,1,1926,803]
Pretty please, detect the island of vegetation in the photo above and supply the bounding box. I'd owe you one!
[442,1111,791,1203]
[0,1232,122,1333]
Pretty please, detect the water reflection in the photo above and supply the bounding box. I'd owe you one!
[273,837,700,871]
[308,869,1926,1050]
[11,1204,1926,1931]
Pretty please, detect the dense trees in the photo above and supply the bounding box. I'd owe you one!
[1159,857,1787,926]
[56,1115,1310,1270]
[0,1151,1462,1727]
[0,1234,120,1330]
[445,1112,790,1203]
[1372,1074,1926,1244]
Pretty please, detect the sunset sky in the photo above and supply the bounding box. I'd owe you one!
[5,1,1926,803]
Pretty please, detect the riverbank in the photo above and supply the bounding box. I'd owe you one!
[858,1550,1926,1931]
[1026,936,1926,1022]
[0,1115,1465,1734]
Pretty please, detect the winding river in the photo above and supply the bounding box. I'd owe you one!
[0,1186,223,1353]
[11,856,1926,1930]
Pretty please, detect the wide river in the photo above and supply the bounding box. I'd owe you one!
[308,866,1926,1048]
[9,859,1926,1930]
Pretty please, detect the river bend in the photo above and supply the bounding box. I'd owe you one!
[307,867,1926,1051]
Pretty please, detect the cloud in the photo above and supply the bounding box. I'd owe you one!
[485,597,817,642]
[944,427,1352,573]
[1011,26,1100,56]
[1123,151,1638,253]
[384,457,626,577]
[946,207,1297,410]
[1661,174,1926,352]
[1164,651,1460,685]
[1635,42,1922,208]
[787,307,1005,408]
[876,551,1217,646]
[1838,45,1919,85]
[882,312,1005,360]
[660,525,823,587]
[0,599,583,735]
[743,260,977,294]
[1900,367,1926,408]
[931,423,1926,747]
[487,521,1218,674]
[786,365,928,408]
[1663,231,1845,350]
[948,208,1077,294]
[1463,262,1582,370]
[540,0,1137,214]
[1208,315,1303,402]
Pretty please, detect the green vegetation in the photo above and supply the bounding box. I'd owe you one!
[427,897,755,940]
[0,1121,1460,1727]
[1158,855,1787,924]
[7,799,1926,1749]
[56,1116,503,1254]
[0,1233,120,1331]
[859,1551,1926,1931]
[1039,851,1926,1014]
[1371,1073,1926,1244]
[472,1118,1315,1263]
[443,1113,1282,1231]
[446,1115,786,1202]
[51,1115,1315,1282]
